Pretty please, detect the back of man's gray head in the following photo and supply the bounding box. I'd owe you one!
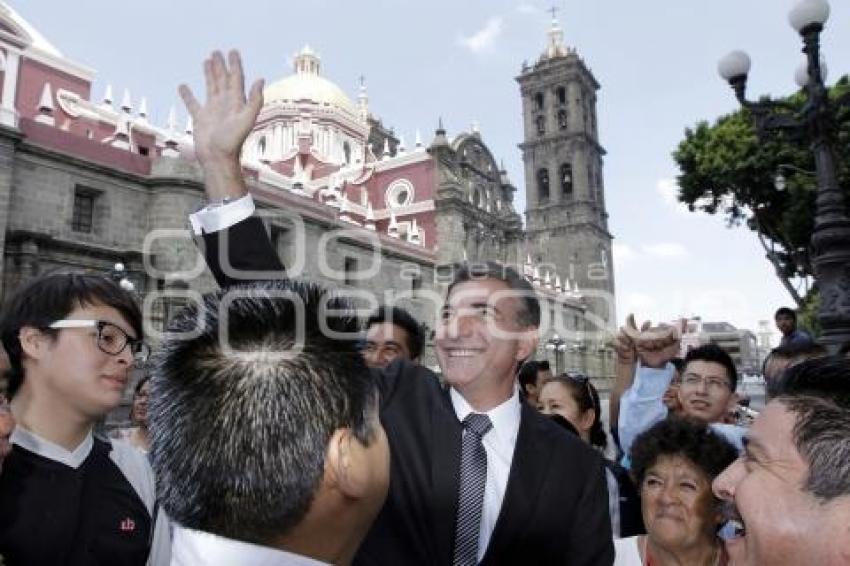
[148,279,379,545]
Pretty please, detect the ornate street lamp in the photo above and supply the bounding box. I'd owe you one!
[108,262,136,292]
[545,333,568,374]
[718,0,850,352]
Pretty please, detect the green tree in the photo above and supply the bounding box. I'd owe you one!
[673,76,850,307]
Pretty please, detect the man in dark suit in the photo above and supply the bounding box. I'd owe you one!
[179,49,614,566]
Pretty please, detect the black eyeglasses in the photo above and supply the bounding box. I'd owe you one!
[48,319,150,365]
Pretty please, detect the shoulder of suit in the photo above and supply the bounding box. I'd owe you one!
[525,407,602,464]
[381,359,443,393]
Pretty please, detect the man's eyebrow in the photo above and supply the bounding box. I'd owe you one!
[469,301,500,313]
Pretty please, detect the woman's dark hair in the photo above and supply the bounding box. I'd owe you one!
[0,273,142,398]
[630,417,738,488]
[542,373,607,450]
[134,375,151,397]
[517,360,539,392]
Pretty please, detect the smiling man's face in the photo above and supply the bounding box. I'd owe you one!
[713,401,850,565]
[435,278,536,406]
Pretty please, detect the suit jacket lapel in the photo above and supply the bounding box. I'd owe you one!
[481,403,552,563]
[430,386,462,566]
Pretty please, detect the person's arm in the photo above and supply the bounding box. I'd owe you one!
[179,50,260,204]
[196,204,283,288]
[617,362,674,461]
[179,50,284,287]
[608,326,637,437]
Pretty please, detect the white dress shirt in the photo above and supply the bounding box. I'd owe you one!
[449,385,521,562]
[171,526,329,566]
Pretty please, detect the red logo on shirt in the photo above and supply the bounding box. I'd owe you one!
[120,517,136,532]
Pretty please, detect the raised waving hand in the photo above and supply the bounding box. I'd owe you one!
[179,50,264,201]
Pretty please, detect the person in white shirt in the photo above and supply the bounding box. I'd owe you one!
[615,319,745,464]
[148,280,390,566]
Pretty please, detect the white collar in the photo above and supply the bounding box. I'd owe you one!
[10,425,94,469]
[449,385,522,447]
[171,526,330,566]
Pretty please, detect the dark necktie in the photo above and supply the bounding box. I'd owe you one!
[453,413,493,566]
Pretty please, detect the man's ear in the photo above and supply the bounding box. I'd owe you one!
[18,326,50,362]
[324,427,367,500]
[515,327,539,362]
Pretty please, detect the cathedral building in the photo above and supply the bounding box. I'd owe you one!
[0,3,616,379]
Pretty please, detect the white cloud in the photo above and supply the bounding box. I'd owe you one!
[458,17,504,54]
[656,178,690,214]
[612,242,637,264]
[516,3,537,14]
[615,240,689,263]
[642,242,689,258]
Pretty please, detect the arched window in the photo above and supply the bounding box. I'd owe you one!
[536,115,545,136]
[537,168,550,203]
[557,86,566,105]
[560,163,573,195]
[557,109,567,130]
[257,136,267,158]
[343,141,351,164]
[534,92,544,111]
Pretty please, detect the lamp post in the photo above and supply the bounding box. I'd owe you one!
[718,0,850,352]
[108,262,136,292]
[545,333,567,374]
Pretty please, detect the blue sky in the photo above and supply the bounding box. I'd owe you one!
[17,0,850,344]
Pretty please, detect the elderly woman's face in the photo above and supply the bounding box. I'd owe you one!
[641,454,718,550]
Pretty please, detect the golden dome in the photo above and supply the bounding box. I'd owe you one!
[263,46,358,117]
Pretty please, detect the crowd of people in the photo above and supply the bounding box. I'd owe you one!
[0,49,848,566]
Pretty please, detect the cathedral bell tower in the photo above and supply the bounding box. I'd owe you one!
[516,12,615,332]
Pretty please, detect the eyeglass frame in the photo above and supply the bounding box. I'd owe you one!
[47,319,150,365]
[679,372,731,392]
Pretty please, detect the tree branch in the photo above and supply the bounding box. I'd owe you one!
[753,215,804,306]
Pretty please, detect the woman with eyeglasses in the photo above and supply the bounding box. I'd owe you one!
[538,372,645,538]
[113,376,152,453]
[614,417,737,566]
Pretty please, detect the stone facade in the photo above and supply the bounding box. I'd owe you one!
[0,5,615,386]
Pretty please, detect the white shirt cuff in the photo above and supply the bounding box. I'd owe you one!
[188,195,255,235]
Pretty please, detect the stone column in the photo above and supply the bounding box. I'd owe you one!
[0,50,20,128]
